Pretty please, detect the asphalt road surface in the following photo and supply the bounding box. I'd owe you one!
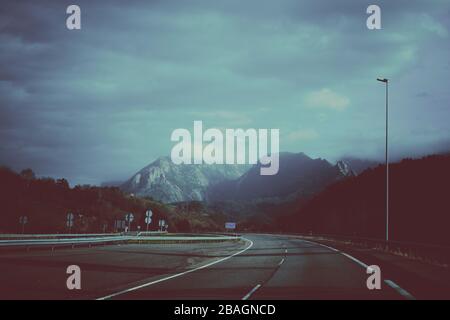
[0,234,404,300]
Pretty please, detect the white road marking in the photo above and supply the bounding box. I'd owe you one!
[340,252,369,269]
[300,238,415,300]
[242,284,261,300]
[96,238,254,300]
[278,258,285,266]
[284,249,288,254]
[302,239,369,267]
[384,280,415,300]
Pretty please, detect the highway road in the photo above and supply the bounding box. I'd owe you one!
[0,234,406,300]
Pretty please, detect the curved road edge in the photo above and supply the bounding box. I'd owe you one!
[96,237,254,300]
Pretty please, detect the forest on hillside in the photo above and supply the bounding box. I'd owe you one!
[282,155,450,245]
[0,167,171,233]
[0,167,226,233]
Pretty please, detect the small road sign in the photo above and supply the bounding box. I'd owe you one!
[125,213,134,222]
[67,213,75,233]
[145,217,152,231]
[158,219,166,231]
[225,222,236,230]
[145,209,153,232]
[125,213,134,232]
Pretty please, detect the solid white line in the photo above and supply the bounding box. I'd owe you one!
[300,238,415,300]
[278,258,285,266]
[302,239,369,268]
[341,252,369,269]
[384,280,415,300]
[96,238,254,300]
[242,284,261,300]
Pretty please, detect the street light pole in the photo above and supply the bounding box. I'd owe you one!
[377,77,389,242]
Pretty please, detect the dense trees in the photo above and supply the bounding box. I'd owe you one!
[0,167,229,234]
[0,167,170,233]
[285,155,450,245]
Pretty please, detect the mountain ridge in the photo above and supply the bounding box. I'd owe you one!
[208,152,354,202]
[121,152,355,204]
[120,156,249,203]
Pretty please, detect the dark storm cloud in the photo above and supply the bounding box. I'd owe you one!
[1,0,449,184]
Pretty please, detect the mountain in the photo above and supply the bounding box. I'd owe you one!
[120,156,248,203]
[339,157,379,174]
[208,152,354,202]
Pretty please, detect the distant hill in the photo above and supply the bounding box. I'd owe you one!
[339,157,379,175]
[208,152,354,202]
[100,180,123,187]
[120,156,249,203]
[282,154,450,245]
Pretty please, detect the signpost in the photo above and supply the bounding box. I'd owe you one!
[225,222,237,237]
[158,219,166,232]
[145,209,153,232]
[125,213,134,232]
[225,222,236,230]
[66,212,74,233]
[19,216,28,234]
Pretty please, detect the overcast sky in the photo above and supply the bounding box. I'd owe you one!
[1,0,449,185]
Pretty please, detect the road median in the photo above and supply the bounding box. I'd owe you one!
[0,233,242,252]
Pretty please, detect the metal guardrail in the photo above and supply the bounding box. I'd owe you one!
[136,231,167,237]
[293,233,450,266]
[0,231,171,240]
[0,236,133,247]
[0,233,241,250]
[135,235,240,242]
[0,233,121,240]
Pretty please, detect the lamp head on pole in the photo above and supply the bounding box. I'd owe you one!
[377,78,388,83]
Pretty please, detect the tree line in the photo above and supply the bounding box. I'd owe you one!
[0,167,170,233]
[282,154,450,245]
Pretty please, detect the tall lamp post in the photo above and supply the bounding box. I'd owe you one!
[377,77,389,242]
